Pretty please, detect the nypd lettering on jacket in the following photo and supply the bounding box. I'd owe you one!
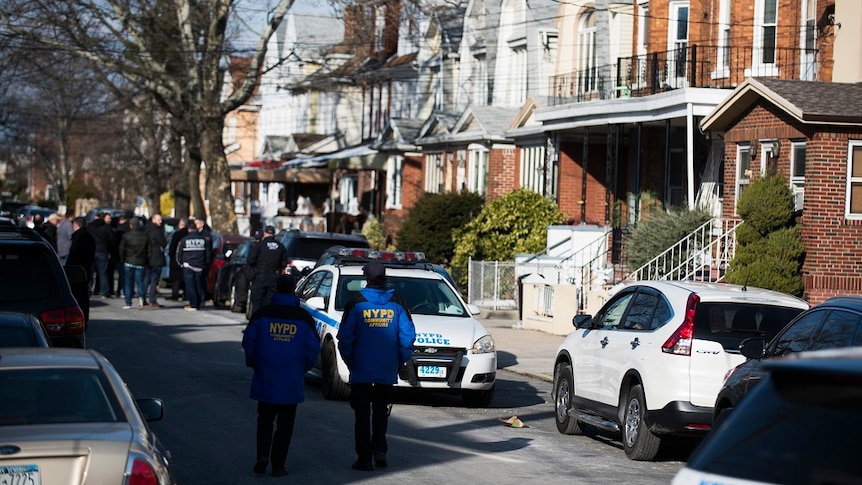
[183,239,207,250]
[363,308,394,327]
[265,241,280,250]
[416,332,450,345]
[269,321,300,342]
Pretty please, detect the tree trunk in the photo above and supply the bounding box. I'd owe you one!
[201,116,237,234]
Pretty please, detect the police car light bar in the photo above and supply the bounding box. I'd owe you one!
[335,247,426,263]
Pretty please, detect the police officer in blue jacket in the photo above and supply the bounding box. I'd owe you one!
[242,275,320,477]
[337,261,416,471]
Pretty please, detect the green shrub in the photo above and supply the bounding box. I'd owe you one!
[362,216,390,250]
[625,207,713,271]
[396,191,485,264]
[452,189,565,267]
[725,174,804,296]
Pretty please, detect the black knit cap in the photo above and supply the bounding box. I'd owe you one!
[363,261,386,282]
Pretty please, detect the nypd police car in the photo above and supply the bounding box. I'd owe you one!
[296,248,497,406]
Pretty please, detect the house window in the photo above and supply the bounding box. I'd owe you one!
[386,155,403,209]
[667,2,689,85]
[790,142,806,211]
[425,153,444,194]
[714,0,730,78]
[467,146,488,195]
[579,10,597,93]
[846,141,862,219]
[761,0,778,64]
[508,43,528,105]
[800,0,817,80]
[472,53,488,106]
[374,6,386,53]
[751,0,780,75]
[520,145,546,195]
[736,143,752,210]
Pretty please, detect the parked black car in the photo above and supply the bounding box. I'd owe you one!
[0,311,52,347]
[713,295,862,427]
[0,225,88,348]
[675,348,862,484]
[273,229,369,276]
[212,239,256,312]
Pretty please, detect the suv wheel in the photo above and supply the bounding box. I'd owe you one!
[245,287,254,320]
[229,285,242,313]
[623,384,661,461]
[321,342,350,400]
[554,362,584,434]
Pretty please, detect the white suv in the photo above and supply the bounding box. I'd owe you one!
[553,281,808,460]
[296,248,497,406]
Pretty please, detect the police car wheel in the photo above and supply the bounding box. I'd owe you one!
[229,285,242,313]
[462,387,494,407]
[321,343,350,401]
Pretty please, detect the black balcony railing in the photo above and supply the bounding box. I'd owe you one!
[550,45,819,106]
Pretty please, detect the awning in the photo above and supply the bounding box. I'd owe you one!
[325,144,388,170]
[230,168,330,183]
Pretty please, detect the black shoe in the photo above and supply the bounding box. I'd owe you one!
[253,461,267,475]
[373,452,387,468]
[271,466,288,477]
[351,459,374,471]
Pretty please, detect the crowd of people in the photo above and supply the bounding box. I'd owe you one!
[30,209,216,310]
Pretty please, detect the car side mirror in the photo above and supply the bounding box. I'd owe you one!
[573,314,593,329]
[466,304,481,316]
[306,296,326,310]
[739,338,766,359]
[136,398,164,422]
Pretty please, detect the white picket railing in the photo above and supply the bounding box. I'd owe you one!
[625,218,741,283]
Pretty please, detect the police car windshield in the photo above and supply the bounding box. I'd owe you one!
[336,275,469,317]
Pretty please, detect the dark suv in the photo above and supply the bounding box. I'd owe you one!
[0,225,89,347]
[273,230,369,276]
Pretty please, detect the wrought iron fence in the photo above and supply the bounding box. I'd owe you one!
[467,259,517,310]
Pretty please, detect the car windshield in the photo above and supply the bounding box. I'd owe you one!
[0,246,61,303]
[0,369,125,425]
[335,275,469,317]
[294,238,368,259]
[694,303,804,351]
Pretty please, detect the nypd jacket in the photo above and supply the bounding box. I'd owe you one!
[337,287,416,385]
[242,293,320,405]
[177,231,211,271]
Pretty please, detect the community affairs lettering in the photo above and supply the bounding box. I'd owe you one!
[362,308,394,328]
[269,321,300,342]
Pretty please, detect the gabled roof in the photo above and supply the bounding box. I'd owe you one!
[450,105,519,142]
[506,96,551,138]
[701,78,862,132]
[375,118,425,151]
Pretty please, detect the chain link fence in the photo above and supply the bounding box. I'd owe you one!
[466,259,518,310]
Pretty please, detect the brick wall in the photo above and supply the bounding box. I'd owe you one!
[722,98,862,304]
[558,141,608,224]
[487,145,517,202]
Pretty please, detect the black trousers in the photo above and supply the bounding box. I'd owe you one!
[349,383,393,460]
[250,271,277,316]
[256,401,298,469]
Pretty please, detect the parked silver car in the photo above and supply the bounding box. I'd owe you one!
[0,348,175,484]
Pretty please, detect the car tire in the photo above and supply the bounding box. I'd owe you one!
[554,362,584,435]
[229,285,243,313]
[623,384,661,461]
[462,387,494,407]
[712,406,733,430]
[212,279,223,308]
[321,342,350,401]
[245,286,254,320]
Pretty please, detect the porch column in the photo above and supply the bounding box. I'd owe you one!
[687,102,695,209]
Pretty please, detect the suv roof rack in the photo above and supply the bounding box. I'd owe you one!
[330,247,427,267]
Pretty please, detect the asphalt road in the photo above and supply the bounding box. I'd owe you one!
[86,297,690,484]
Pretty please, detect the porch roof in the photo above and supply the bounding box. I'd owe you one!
[700,78,862,132]
[534,87,732,131]
[284,143,388,170]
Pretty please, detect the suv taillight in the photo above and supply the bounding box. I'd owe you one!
[40,306,86,334]
[661,293,699,356]
[128,457,158,485]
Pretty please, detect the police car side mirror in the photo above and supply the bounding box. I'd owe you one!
[306,296,326,310]
[466,304,481,316]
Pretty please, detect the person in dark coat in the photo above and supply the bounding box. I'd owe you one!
[111,213,130,297]
[246,225,288,318]
[242,275,320,477]
[88,212,114,298]
[177,219,211,310]
[65,217,96,321]
[119,216,149,309]
[167,217,188,300]
[337,261,415,471]
[144,213,168,307]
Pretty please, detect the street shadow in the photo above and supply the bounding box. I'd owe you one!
[496,350,518,369]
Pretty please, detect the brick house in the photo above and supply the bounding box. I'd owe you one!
[701,77,862,304]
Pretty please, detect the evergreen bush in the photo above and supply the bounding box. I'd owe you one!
[725,174,804,296]
[625,207,713,272]
[396,191,485,264]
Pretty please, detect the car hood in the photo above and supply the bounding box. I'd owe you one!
[411,315,490,349]
[0,423,133,484]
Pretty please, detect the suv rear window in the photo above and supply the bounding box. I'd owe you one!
[292,238,368,259]
[0,246,61,302]
[694,303,805,351]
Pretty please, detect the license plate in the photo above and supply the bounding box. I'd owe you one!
[0,464,41,485]
[417,365,446,378]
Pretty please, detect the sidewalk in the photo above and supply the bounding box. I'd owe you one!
[478,310,566,383]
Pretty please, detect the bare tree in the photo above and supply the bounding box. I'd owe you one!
[1,0,294,233]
